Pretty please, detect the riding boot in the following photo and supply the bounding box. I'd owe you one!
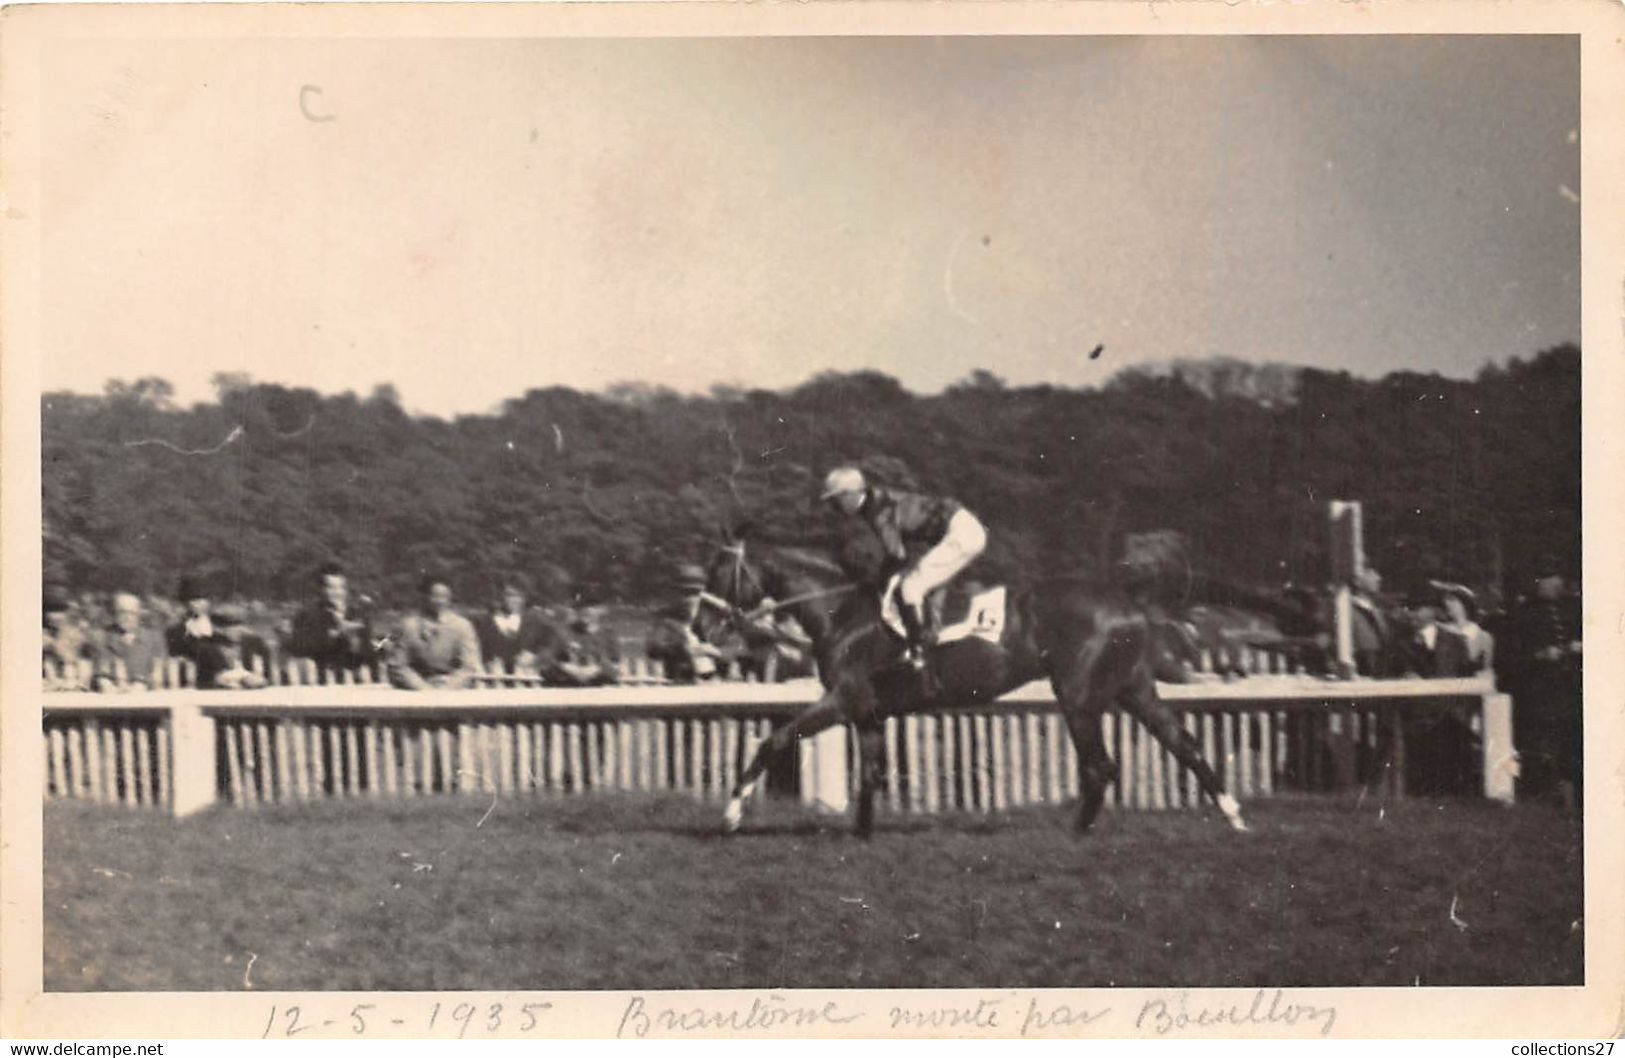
[898,601,943,697]
[898,601,928,669]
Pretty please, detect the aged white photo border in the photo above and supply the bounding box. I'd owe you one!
[2,0,1621,1039]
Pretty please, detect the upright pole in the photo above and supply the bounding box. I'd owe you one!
[799,726,850,813]
[168,699,217,816]
[1329,500,1364,679]
[1334,586,1355,677]
[1481,692,1517,804]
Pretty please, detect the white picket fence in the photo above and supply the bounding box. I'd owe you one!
[41,675,1514,818]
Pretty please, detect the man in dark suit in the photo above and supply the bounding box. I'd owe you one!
[473,575,560,674]
[1402,593,1443,678]
[546,606,622,686]
[286,562,379,675]
[1349,568,1394,677]
[1508,562,1583,811]
[202,605,275,689]
[165,575,223,686]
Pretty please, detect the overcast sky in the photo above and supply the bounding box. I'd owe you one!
[43,34,1578,415]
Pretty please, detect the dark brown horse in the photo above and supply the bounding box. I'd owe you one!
[693,535,1249,838]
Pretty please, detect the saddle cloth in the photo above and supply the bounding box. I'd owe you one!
[882,575,1008,647]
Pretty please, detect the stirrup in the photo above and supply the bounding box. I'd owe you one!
[914,652,941,697]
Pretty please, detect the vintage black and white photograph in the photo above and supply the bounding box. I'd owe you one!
[4,4,1620,1039]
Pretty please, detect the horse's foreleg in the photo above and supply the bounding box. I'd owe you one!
[854,719,884,840]
[723,693,847,833]
[1118,676,1248,832]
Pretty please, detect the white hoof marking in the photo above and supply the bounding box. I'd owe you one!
[1217,793,1249,832]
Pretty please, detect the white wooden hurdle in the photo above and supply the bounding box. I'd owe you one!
[42,675,1513,817]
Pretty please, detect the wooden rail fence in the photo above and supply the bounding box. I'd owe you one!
[41,676,1514,817]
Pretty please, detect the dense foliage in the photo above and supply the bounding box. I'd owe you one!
[42,347,1579,608]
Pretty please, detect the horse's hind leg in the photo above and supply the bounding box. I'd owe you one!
[723,693,846,833]
[1050,641,1120,833]
[1117,675,1248,832]
[1062,710,1117,832]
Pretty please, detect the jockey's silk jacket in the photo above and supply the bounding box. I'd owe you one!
[861,487,964,568]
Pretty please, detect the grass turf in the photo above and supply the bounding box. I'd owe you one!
[44,793,1583,992]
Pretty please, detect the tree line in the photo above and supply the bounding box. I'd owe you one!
[42,346,1580,610]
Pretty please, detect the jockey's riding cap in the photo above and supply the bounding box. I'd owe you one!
[820,466,866,500]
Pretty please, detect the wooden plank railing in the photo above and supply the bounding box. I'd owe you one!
[41,675,1513,817]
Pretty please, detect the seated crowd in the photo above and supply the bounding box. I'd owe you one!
[41,562,809,692]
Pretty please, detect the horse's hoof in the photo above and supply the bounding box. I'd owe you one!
[1216,793,1249,832]
[722,799,744,833]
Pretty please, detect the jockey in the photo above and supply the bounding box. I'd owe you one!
[820,466,988,666]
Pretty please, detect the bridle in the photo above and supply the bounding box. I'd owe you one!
[721,541,768,614]
[694,540,858,642]
[680,542,757,643]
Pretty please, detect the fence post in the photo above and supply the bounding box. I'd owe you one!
[1333,588,1354,678]
[798,726,849,814]
[1481,692,1517,804]
[168,700,217,817]
[1328,500,1363,678]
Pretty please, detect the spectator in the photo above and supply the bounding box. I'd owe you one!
[1508,563,1582,811]
[165,575,219,683]
[473,575,560,674]
[646,565,724,683]
[43,590,93,681]
[547,606,621,686]
[1349,568,1392,677]
[1431,581,1494,677]
[205,605,272,689]
[287,562,379,674]
[1402,593,1443,678]
[1394,583,1489,794]
[743,598,816,682]
[95,592,166,689]
[389,574,483,689]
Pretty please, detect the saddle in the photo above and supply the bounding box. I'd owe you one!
[880,576,1008,647]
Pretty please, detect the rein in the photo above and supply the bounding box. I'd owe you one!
[743,583,859,622]
[692,590,736,613]
[714,541,862,629]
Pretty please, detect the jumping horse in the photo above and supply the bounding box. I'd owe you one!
[692,533,1249,838]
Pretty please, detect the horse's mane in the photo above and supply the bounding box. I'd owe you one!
[754,543,849,585]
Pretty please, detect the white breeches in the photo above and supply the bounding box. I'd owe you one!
[897,509,988,607]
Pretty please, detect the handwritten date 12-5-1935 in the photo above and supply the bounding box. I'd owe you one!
[262,1000,554,1039]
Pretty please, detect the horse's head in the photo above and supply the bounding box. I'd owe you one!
[689,533,773,647]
